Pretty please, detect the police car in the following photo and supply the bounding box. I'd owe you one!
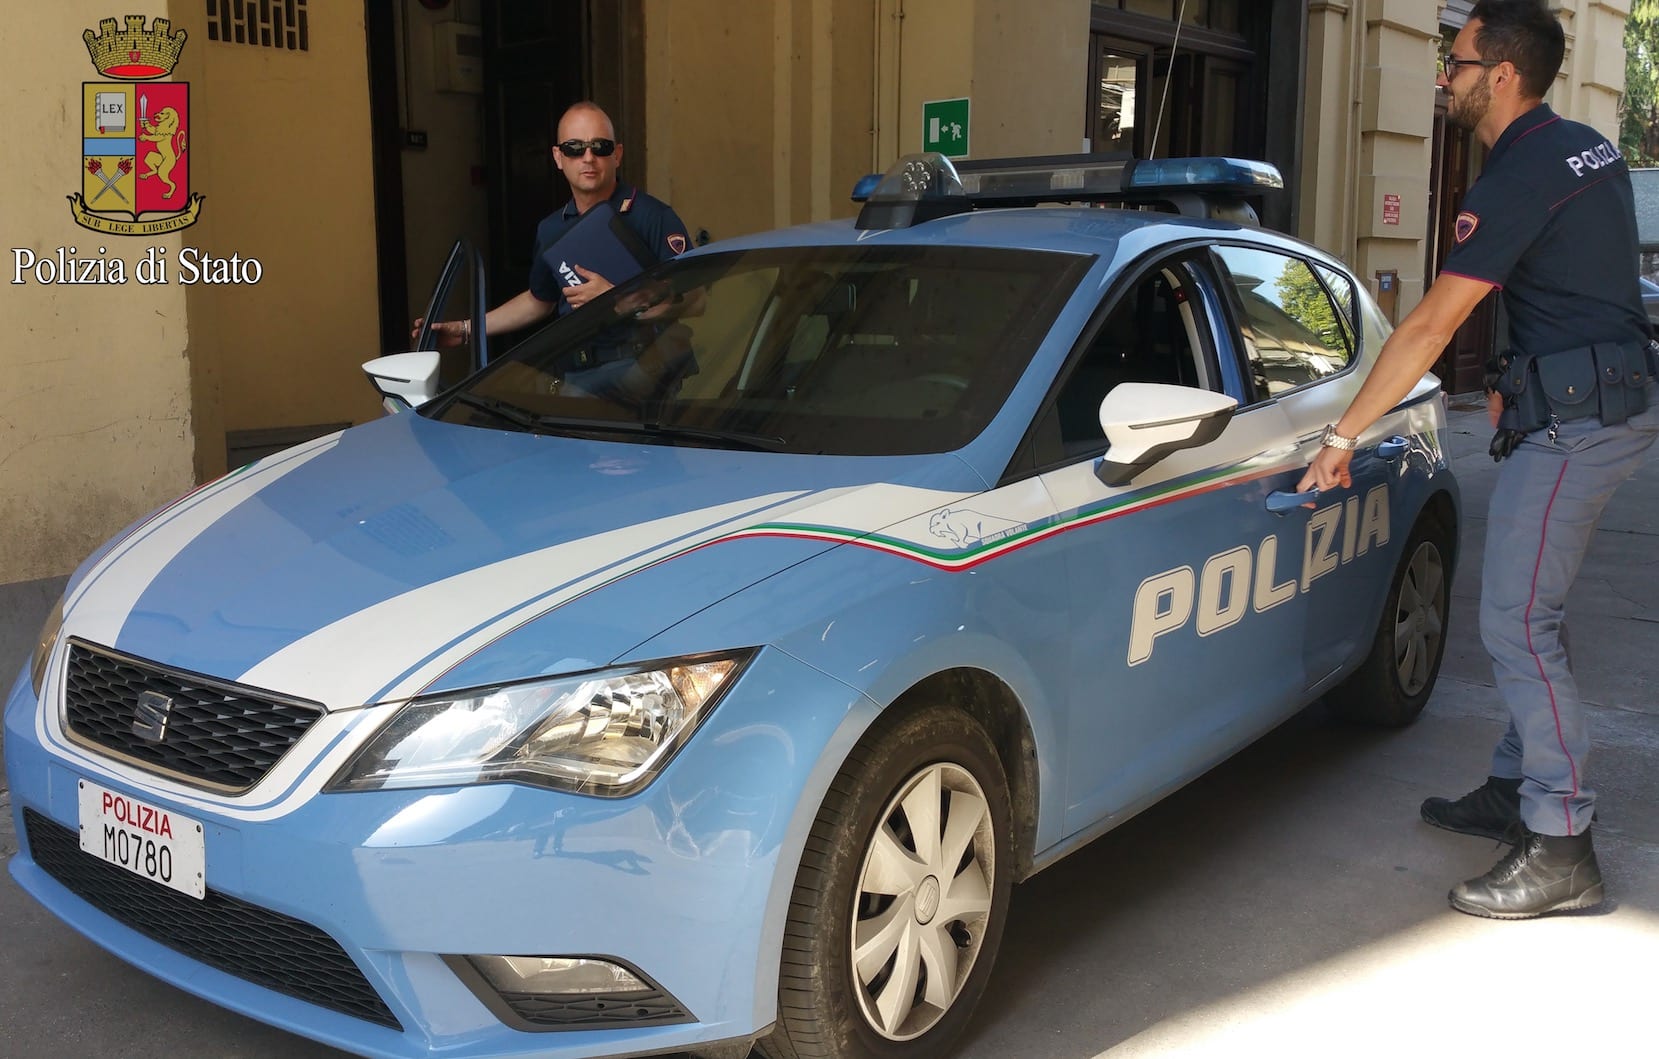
[7,153,1459,1059]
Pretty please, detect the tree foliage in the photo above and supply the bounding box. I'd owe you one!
[1274,262,1345,352]
[1622,0,1659,165]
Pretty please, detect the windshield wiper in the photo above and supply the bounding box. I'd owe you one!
[524,414,787,452]
[452,392,542,430]
[639,422,787,452]
[453,398,786,451]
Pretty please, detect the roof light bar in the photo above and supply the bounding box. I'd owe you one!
[853,155,973,229]
[952,154,1135,207]
[851,152,1284,229]
[1125,156,1283,193]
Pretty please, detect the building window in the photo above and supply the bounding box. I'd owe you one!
[1087,2,1257,158]
[206,0,309,52]
[1109,0,1240,32]
[1089,40,1144,156]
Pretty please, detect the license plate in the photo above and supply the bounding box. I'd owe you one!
[77,780,206,900]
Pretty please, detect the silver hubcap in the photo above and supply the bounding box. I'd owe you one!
[1393,540,1446,695]
[851,761,996,1041]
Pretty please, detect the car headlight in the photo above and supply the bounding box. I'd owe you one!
[29,596,66,699]
[328,650,754,797]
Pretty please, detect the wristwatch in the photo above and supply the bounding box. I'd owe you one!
[1320,424,1358,451]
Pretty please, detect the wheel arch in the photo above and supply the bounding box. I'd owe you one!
[1416,486,1460,580]
[875,667,1042,883]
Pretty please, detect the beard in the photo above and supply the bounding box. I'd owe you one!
[1447,72,1492,131]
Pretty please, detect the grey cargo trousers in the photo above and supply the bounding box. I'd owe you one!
[1481,382,1659,836]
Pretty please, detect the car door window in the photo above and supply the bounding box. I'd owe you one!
[1044,258,1215,462]
[1211,245,1353,403]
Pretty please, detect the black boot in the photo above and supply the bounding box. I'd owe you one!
[1420,775,1521,841]
[1449,829,1604,920]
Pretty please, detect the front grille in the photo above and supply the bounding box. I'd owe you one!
[64,640,323,791]
[24,810,401,1030]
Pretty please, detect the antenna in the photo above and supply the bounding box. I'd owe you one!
[1148,0,1191,160]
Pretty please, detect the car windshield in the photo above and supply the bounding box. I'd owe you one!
[430,244,1091,455]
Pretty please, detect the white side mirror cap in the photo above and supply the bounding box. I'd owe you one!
[363,350,441,413]
[1095,382,1237,486]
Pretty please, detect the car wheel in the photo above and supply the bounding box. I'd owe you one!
[758,704,1013,1059]
[1325,512,1452,727]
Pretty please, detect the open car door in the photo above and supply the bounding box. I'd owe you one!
[363,239,488,413]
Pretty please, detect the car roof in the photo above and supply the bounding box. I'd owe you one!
[693,205,1342,274]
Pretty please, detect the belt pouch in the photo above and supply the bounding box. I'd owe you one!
[1494,351,1550,433]
[1534,346,1598,422]
[1591,341,1652,425]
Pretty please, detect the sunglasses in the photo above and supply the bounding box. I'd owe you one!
[556,138,617,158]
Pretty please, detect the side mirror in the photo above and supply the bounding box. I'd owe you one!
[363,350,441,414]
[1095,382,1237,487]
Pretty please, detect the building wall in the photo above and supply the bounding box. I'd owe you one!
[0,3,195,584]
[1302,0,1631,323]
[0,2,386,586]
[642,0,1085,241]
[642,0,781,243]
[167,1,384,480]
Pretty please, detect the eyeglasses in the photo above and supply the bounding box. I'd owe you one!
[556,138,617,158]
[1440,55,1502,77]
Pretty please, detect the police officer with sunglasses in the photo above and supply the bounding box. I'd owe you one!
[417,101,690,345]
[1299,0,1658,920]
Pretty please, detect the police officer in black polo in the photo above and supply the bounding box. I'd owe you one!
[417,101,690,345]
[1300,0,1659,919]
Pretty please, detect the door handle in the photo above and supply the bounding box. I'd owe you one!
[1377,436,1409,460]
[1266,488,1320,514]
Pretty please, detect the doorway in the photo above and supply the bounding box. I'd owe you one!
[1427,100,1496,395]
[364,1,643,358]
[481,1,586,305]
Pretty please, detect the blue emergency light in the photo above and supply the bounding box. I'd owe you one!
[851,152,1283,229]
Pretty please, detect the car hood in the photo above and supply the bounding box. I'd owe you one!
[59,413,985,708]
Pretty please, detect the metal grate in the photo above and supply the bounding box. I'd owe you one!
[24,810,400,1029]
[500,989,690,1027]
[64,641,323,792]
[205,0,309,52]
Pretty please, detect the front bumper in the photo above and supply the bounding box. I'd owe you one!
[4,648,874,1058]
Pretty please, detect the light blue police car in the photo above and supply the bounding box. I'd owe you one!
[7,154,1459,1059]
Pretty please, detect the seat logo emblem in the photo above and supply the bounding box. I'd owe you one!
[132,690,173,743]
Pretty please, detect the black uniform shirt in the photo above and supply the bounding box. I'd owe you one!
[1441,104,1648,354]
[527,184,690,308]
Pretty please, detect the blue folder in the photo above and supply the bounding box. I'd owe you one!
[541,201,657,303]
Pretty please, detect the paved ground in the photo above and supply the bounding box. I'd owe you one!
[2,400,1655,1058]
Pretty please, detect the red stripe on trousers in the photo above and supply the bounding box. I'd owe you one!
[1525,459,1580,834]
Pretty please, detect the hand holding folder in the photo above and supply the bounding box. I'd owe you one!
[542,201,658,310]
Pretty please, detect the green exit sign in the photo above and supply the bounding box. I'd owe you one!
[922,97,970,158]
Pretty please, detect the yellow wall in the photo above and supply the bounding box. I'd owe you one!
[966,0,1089,157]
[167,2,383,481]
[0,3,384,583]
[643,0,1084,242]
[643,0,778,242]
[0,4,195,582]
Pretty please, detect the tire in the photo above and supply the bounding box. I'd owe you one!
[1325,511,1452,727]
[757,704,1014,1059]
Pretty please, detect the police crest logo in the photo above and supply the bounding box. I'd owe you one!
[70,16,204,236]
[667,233,688,255]
[1454,210,1480,244]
